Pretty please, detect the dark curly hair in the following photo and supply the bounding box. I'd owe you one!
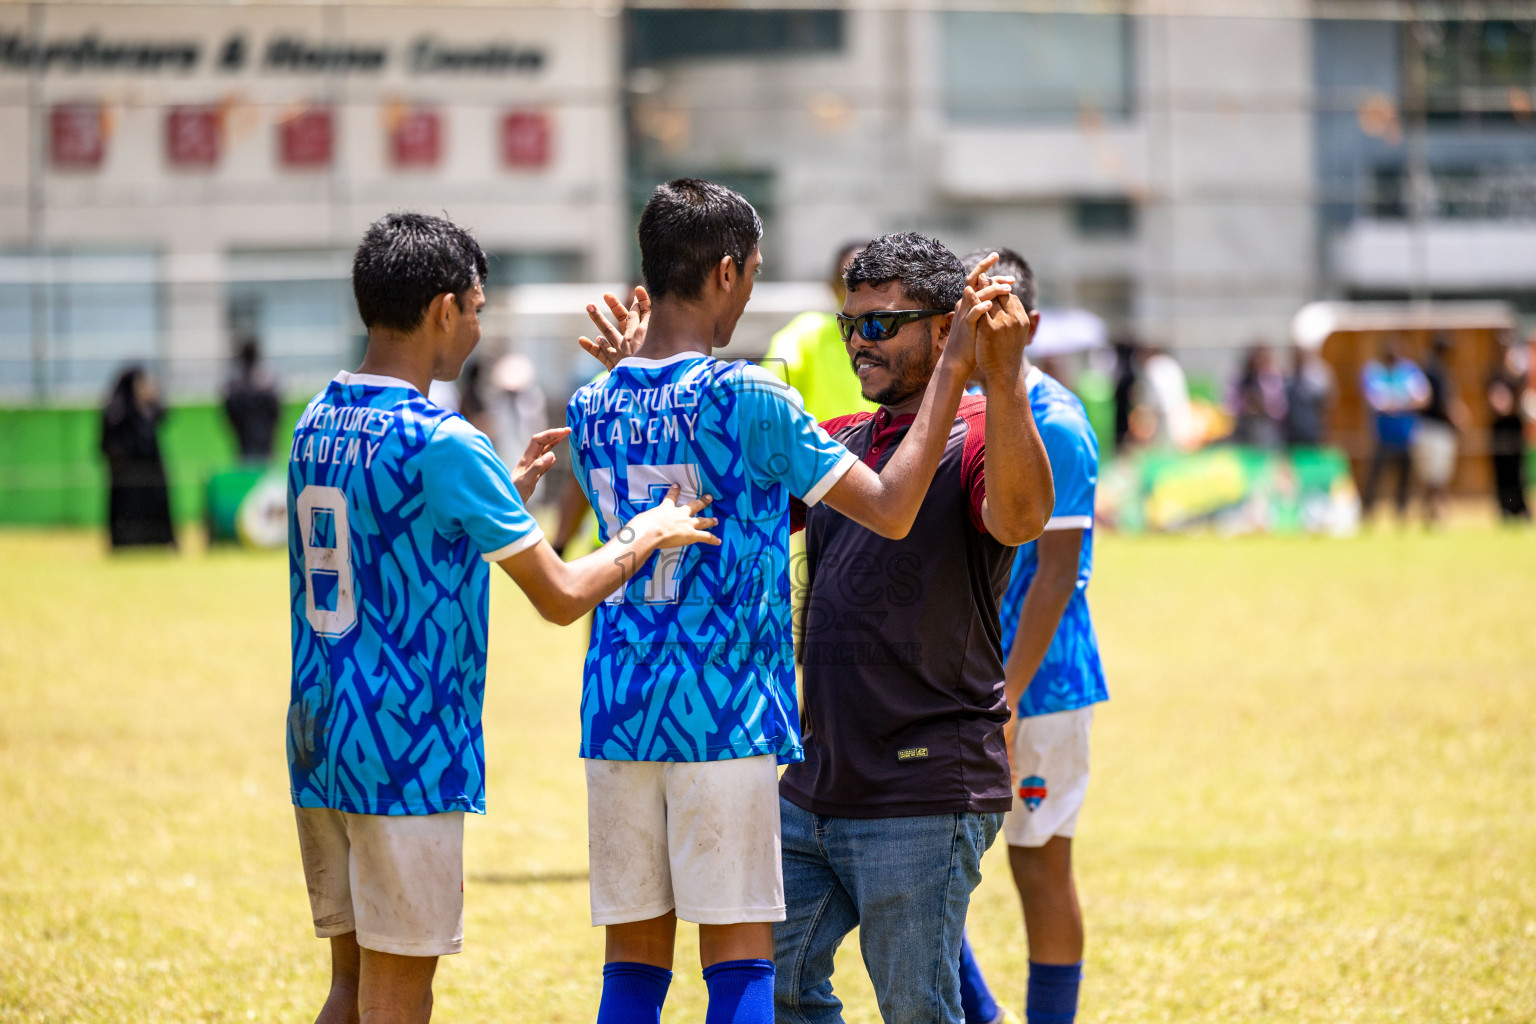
[843,232,964,310]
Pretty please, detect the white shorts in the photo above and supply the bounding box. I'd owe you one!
[1002,707,1094,848]
[1412,420,1458,488]
[294,807,465,957]
[585,755,784,927]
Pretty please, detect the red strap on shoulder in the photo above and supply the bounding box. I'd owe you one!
[820,411,875,436]
[958,396,988,534]
[792,412,872,533]
[790,498,807,534]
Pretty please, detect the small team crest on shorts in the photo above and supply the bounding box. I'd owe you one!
[1018,776,1047,812]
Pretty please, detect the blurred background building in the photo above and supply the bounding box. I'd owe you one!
[1,1,626,403]
[2,0,1534,526]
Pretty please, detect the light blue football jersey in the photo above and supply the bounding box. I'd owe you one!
[567,353,856,763]
[287,371,543,815]
[1001,367,1108,718]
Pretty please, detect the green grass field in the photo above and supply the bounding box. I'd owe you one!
[2,525,1535,1023]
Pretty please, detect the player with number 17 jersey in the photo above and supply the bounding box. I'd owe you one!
[567,353,856,764]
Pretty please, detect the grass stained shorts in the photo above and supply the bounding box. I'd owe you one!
[585,754,784,927]
[294,806,465,957]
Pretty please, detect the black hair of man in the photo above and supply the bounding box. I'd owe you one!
[962,246,1037,311]
[637,178,763,302]
[832,240,867,280]
[352,212,488,333]
[844,232,965,311]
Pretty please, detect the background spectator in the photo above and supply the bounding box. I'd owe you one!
[221,337,281,464]
[486,353,549,471]
[100,365,175,549]
[1138,347,1200,451]
[1413,335,1469,527]
[456,358,492,435]
[1487,339,1532,522]
[1227,342,1287,449]
[1359,335,1429,523]
[1111,334,1138,454]
[1284,345,1335,447]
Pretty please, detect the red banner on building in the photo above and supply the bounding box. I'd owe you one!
[279,107,334,169]
[51,104,107,169]
[166,106,222,168]
[500,110,551,169]
[390,108,441,168]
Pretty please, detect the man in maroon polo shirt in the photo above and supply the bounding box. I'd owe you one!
[775,232,1055,1024]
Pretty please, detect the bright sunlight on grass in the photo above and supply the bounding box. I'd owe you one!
[2,526,1534,1022]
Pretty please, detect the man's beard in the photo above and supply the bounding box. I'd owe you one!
[862,342,937,407]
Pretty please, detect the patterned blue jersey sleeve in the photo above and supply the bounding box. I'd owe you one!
[1003,370,1107,717]
[1038,415,1097,530]
[731,364,856,504]
[420,417,544,561]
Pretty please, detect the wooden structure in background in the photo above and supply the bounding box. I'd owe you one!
[1290,302,1518,496]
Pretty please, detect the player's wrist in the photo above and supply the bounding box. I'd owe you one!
[930,360,970,393]
[622,509,666,552]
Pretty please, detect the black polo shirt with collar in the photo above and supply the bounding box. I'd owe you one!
[781,395,1016,818]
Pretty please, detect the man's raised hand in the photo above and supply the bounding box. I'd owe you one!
[578,285,651,370]
[974,290,1034,382]
[944,251,1015,376]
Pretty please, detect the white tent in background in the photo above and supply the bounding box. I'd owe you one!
[1029,308,1109,357]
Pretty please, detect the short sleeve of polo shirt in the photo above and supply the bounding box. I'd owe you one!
[1038,413,1097,531]
[420,416,544,561]
[732,365,857,505]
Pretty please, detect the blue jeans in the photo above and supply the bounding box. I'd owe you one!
[774,797,1003,1024]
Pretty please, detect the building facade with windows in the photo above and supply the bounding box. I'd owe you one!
[0,2,625,403]
[623,3,1318,370]
[1315,10,1536,312]
[3,1,1532,407]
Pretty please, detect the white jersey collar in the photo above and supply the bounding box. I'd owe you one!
[334,370,421,393]
[1024,364,1044,391]
[614,351,711,370]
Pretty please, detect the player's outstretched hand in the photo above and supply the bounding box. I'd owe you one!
[974,290,1034,382]
[944,252,1014,379]
[624,485,721,550]
[511,427,571,502]
[578,286,650,370]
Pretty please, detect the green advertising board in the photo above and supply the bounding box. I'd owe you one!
[0,401,307,529]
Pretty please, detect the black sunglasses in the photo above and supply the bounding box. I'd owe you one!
[836,309,951,343]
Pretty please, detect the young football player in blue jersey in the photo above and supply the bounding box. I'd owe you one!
[954,249,1107,1024]
[569,179,1016,1024]
[287,213,720,1024]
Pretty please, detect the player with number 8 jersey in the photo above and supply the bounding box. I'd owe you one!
[286,214,722,1024]
[288,375,541,815]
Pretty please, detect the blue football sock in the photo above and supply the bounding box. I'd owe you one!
[1026,961,1082,1024]
[702,958,774,1024]
[958,932,1001,1024]
[598,961,673,1024]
